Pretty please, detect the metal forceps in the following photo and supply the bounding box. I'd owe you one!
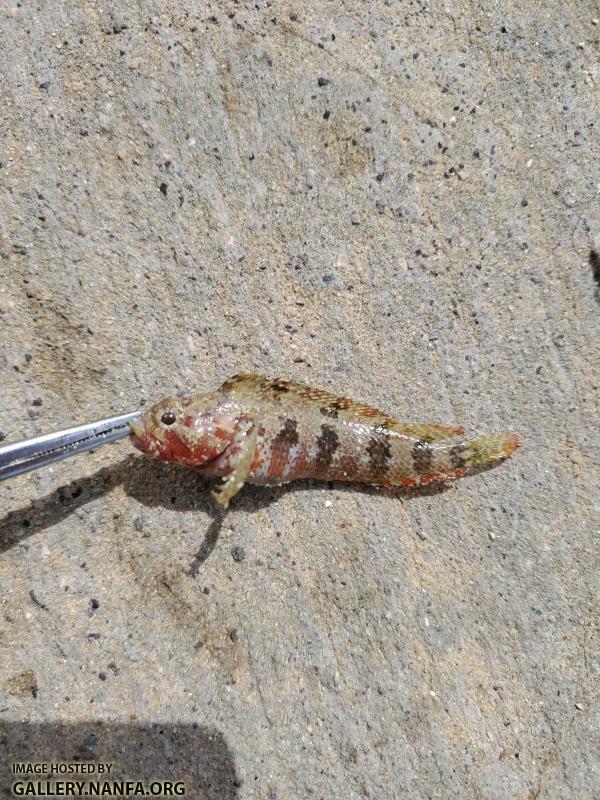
[0,411,141,482]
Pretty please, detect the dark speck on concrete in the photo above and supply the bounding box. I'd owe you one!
[322,273,335,284]
[90,598,100,611]
[589,249,600,293]
[29,590,48,611]
[31,398,43,406]
[231,546,246,562]
[323,110,331,120]
[159,182,168,196]
[317,77,331,87]
[39,81,50,90]
[0,432,5,442]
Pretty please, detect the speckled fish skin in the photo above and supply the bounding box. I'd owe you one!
[130,373,521,507]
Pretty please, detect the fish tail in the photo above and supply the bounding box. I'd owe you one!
[413,431,521,486]
[458,431,521,465]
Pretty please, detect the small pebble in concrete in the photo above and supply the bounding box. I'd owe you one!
[29,590,48,611]
[231,546,246,562]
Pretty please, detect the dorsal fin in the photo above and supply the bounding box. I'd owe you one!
[219,373,394,421]
[219,373,269,395]
[219,374,465,441]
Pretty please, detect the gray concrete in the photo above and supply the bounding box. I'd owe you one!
[1,1,599,798]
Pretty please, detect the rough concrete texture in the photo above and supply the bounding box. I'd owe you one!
[0,1,599,798]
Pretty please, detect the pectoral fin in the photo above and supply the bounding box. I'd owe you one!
[212,420,258,508]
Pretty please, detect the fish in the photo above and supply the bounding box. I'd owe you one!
[129,373,521,507]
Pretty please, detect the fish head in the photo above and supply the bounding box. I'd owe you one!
[130,393,236,466]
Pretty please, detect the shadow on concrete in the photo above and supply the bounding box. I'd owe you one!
[0,721,239,800]
[0,452,495,563]
[589,248,600,301]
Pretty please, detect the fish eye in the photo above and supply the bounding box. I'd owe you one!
[160,411,177,426]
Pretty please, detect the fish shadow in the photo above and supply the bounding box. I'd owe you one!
[0,454,496,568]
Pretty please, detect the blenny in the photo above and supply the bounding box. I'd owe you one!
[130,373,521,507]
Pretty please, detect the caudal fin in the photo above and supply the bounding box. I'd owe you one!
[416,432,521,486]
[459,431,521,466]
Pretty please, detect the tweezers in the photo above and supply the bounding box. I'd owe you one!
[0,411,141,482]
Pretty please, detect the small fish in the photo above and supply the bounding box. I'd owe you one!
[130,373,521,507]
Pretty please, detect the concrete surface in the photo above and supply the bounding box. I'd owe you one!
[1,1,599,798]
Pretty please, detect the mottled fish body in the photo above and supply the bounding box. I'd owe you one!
[130,373,521,506]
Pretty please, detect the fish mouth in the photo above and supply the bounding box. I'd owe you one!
[129,419,148,452]
[129,418,145,437]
